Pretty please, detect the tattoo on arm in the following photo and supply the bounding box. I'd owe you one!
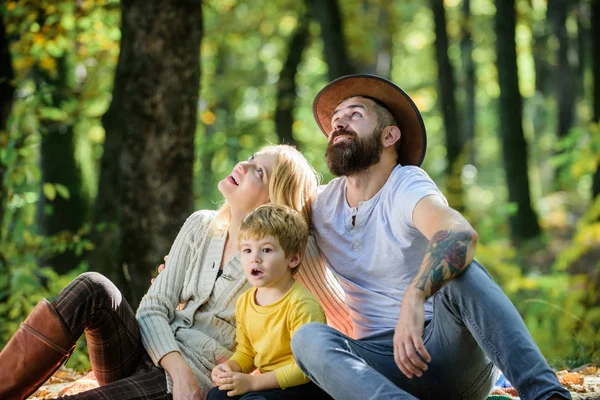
[414,230,472,296]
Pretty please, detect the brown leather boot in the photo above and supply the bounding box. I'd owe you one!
[0,299,76,400]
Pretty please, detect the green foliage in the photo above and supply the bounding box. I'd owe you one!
[553,123,600,197]
[0,263,91,371]
[475,126,600,367]
[555,196,600,273]
[0,0,119,371]
[0,97,93,369]
[1,0,599,372]
[478,239,599,368]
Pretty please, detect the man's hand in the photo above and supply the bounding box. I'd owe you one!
[216,372,255,397]
[151,255,168,285]
[393,287,431,379]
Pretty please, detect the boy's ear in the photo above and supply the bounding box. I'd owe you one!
[288,252,302,269]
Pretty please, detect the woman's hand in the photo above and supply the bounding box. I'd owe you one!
[171,371,202,400]
[211,362,233,386]
[151,255,169,285]
[160,352,202,400]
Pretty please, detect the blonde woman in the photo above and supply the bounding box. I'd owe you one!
[0,145,350,400]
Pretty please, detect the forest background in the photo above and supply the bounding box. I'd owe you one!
[1,0,599,371]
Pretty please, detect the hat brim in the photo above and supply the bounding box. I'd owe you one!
[313,74,427,166]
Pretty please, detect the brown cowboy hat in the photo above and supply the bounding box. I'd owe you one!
[313,74,427,166]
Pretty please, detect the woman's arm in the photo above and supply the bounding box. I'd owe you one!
[137,211,210,365]
[160,352,202,400]
[295,236,354,337]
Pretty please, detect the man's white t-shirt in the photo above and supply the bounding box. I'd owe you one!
[311,165,447,339]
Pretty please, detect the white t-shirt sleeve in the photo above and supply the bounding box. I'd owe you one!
[395,167,447,230]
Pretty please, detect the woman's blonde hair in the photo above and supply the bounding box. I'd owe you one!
[213,144,320,231]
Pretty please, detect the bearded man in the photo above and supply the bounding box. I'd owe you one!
[292,75,570,400]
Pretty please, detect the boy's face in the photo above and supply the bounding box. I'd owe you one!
[240,235,300,289]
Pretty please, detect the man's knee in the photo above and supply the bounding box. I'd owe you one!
[292,322,338,364]
[445,261,495,292]
[292,322,327,349]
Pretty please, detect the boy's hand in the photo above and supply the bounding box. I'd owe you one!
[151,255,169,285]
[217,372,255,397]
[211,362,233,386]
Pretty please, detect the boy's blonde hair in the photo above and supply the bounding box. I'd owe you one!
[238,204,309,275]
[213,145,320,232]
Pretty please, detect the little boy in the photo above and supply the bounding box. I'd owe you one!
[207,204,331,400]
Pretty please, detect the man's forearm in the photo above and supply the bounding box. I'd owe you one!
[411,229,477,298]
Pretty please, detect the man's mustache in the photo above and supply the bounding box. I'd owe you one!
[330,129,357,142]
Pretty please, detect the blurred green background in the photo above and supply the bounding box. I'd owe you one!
[0,0,599,371]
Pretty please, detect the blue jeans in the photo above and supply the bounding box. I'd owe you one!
[292,261,571,400]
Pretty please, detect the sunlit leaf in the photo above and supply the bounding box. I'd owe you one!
[55,184,70,199]
[61,14,76,31]
[43,183,57,201]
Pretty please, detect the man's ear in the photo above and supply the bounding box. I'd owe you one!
[288,252,303,269]
[382,126,401,148]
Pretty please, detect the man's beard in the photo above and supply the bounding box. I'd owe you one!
[325,127,383,177]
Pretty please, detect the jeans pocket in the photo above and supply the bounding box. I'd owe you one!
[461,362,496,400]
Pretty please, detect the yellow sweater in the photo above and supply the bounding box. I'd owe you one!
[230,280,326,389]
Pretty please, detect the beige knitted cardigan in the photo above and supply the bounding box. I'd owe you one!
[137,210,352,393]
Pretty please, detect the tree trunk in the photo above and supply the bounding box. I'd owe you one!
[553,0,577,186]
[539,0,564,95]
[530,0,552,147]
[199,46,227,208]
[275,13,310,147]
[35,56,87,274]
[355,2,393,79]
[430,0,463,211]
[0,15,15,299]
[592,0,600,199]
[495,0,541,240]
[373,7,393,80]
[0,15,14,233]
[306,0,354,80]
[0,17,13,133]
[460,0,476,165]
[532,26,551,96]
[576,0,588,96]
[89,0,202,307]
